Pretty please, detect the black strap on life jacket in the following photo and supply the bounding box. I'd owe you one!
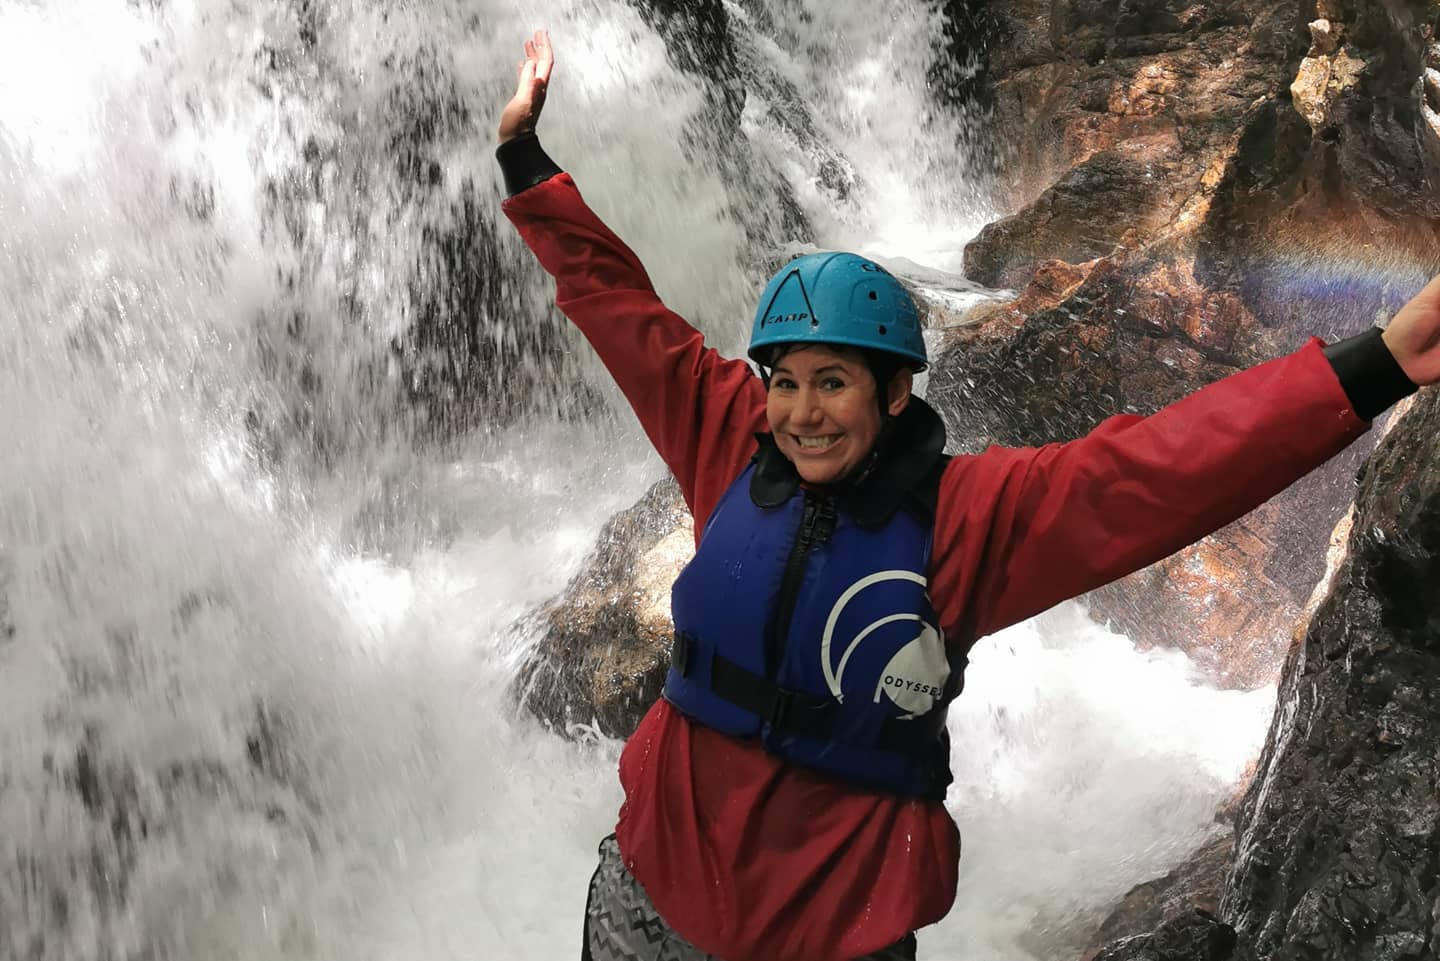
[671,631,963,754]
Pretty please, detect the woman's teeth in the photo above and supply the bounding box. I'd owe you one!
[796,434,840,449]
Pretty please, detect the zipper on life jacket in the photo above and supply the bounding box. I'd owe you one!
[765,491,838,676]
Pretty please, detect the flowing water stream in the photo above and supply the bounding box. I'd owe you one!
[1,2,1275,958]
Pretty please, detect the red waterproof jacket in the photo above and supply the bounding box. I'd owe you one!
[504,171,1368,961]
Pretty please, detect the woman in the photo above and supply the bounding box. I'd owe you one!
[496,30,1439,961]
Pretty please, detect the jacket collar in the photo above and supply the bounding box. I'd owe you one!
[749,396,948,526]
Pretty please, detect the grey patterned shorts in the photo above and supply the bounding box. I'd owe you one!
[581,835,918,961]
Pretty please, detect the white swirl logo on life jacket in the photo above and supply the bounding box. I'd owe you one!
[820,570,949,719]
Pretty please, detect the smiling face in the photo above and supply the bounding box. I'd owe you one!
[766,344,912,485]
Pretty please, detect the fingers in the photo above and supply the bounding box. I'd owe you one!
[516,30,552,90]
[501,31,553,143]
[514,57,536,99]
[534,29,554,85]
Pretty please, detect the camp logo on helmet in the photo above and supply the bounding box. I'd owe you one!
[761,311,810,328]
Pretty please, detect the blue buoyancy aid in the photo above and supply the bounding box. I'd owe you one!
[662,403,964,799]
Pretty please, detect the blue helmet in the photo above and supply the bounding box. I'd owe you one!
[747,252,927,372]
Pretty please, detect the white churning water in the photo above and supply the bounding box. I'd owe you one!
[0,1,1272,959]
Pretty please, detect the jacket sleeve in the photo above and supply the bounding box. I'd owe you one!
[930,338,1370,642]
[501,172,768,532]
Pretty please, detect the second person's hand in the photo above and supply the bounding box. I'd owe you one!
[498,30,554,145]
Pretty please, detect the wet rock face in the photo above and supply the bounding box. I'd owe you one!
[1083,487,1337,690]
[967,0,1440,298]
[930,0,1004,113]
[965,0,1303,287]
[515,478,693,737]
[1191,7,1440,347]
[403,179,591,433]
[621,0,828,251]
[1084,834,1238,959]
[966,143,1197,291]
[1287,1,1440,221]
[1223,391,1440,961]
[929,256,1280,452]
[1090,910,1240,961]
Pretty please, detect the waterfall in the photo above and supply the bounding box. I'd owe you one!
[0,1,1272,958]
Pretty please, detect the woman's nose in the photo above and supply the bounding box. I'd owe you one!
[793,388,824,424]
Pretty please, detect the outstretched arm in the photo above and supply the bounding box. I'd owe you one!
[495,32,766,532]
[933,278,1430,642]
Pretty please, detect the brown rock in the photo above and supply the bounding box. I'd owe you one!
[1307,19,1338,57]
[1081,832,1237,960]
[965,139,1200,290]
[931,251,1276,452]
[982,0,1290,214]
[514,477,692,737]
[1088,909,1240,961]
[1290,56,1334,129]
[1278,1,1440,222]
[950,259,1099,344]
[1087,503,1303,690]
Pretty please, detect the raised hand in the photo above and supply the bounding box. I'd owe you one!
[498,30,554,145]
[1383,273,1440,386]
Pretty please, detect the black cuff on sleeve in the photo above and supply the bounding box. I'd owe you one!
[1322,326,1419,421]
[495,133,563,197]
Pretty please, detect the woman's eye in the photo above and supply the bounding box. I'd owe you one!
[821,377,846,390]
[773,378,798,391]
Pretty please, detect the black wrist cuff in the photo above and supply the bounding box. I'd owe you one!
[495,133,563,197]
[1322,326,1419,421]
